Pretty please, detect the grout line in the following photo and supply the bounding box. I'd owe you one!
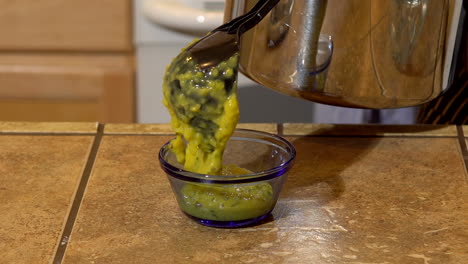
[51,123,105,264]
[279,133,457,138]
[0,49,133,55]
[103,133,175,136]
[456,126,468,181]
[277,123,284,136]
[0,132,96,136]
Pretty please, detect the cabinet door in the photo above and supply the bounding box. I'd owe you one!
[0,54,135,122]
[0,0,132,51]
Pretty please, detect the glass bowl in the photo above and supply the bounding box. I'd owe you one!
[159,129,296,228]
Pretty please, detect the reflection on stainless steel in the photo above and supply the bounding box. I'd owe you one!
[295,34,333,91]
[295,0,329,91]
[390,0,428,74]
[371,0,448,103]
[224,0,452,108]
[267,0,294,47]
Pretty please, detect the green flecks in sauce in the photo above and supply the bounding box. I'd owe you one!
[179,182,274,221]
[163,43,275,221]
[163,50,240,175]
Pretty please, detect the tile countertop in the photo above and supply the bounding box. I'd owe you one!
[1,122,467,264]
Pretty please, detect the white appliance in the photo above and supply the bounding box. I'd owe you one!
[134,0,419,124]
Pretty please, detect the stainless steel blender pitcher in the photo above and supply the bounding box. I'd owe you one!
[224,0,465,108]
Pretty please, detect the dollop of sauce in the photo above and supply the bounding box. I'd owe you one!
[162,51,240,175]
[179,165,273,221]
[180,182,274,221]
[163,45,275,221]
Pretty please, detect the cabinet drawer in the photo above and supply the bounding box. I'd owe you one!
[0,99,98,122]
[0,53,135,122]
[0,0,132,51]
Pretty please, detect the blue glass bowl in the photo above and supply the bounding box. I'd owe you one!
[159,129,296,228]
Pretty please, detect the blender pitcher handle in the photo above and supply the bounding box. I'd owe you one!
[295,0,332,91]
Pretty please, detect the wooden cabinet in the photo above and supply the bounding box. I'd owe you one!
[0,0,135,122]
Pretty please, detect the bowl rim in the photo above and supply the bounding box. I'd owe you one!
[158,128,296,184]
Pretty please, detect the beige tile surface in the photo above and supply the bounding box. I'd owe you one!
[236,123,278,134]
[63,135,174,263]
[0,122,98,134]
[283,123,459,137]
[0,135,94,263]
[104,123,173,134]
[104,123,278,135]
[64,135,468,263]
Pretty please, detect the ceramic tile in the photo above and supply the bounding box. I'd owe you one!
[64,135,467,263]
[283,123,458,137]
[0,135,94,263]
[236,123,278,134]
[104,123,173,134]
[0,122,98,134]
[104,123,278,135]
[63,135,174,263]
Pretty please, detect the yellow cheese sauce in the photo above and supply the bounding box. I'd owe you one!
[177,165,274,221]
[163,45,274,222]
[162,51,239,175]
[180,183,274,221]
